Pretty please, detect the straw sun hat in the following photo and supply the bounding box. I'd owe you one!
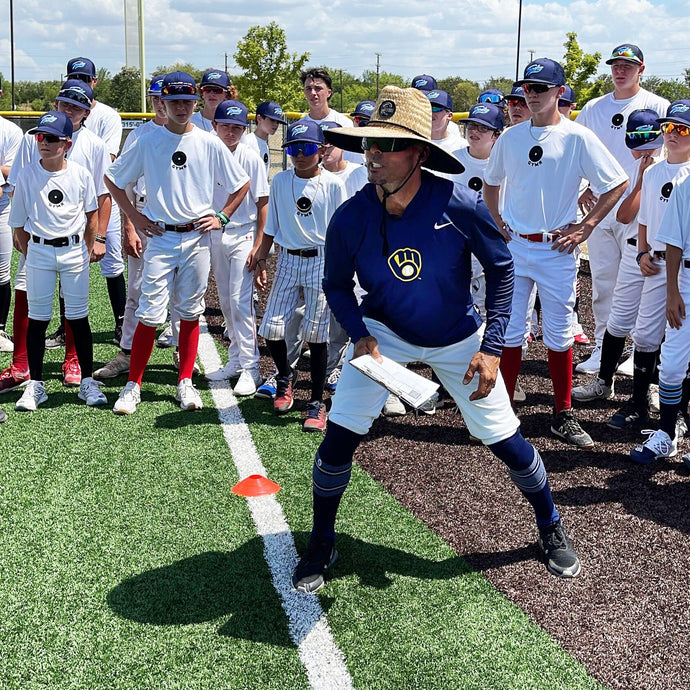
[323,85,464,174]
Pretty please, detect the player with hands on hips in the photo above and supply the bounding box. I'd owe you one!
[105,71,250,415]
[483,58,628,450]
[10,111,107,411]
[291,86,582,594]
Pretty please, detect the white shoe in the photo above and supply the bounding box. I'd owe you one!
[93,351,131,380]
[418,391,440,416]
[113,381,141,415]
[0,329,14,352]
[572,377,614,402]
[205,361,242,381]
[575,346,601,375]
[630,428,677,463]
[513,382,526,403]
[176,378,203,410]
[15,380,47,411]
[648,384,660,413]
[233,368,262,396]
[616,352,634,377]
[157,323,174,348]
[172,349,201,376]
[382,393,406,417]
[78,377,108,406]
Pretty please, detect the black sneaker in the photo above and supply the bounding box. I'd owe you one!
[538,520,581,578]
[292,538,339,593]
[607,399,649,430]
[45,324,65,349]
[550,409,594,449]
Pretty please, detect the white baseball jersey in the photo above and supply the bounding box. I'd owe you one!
[326,161,368,198]
[106,125,249,224]
[190,111,215,133]
[9,160,97,239]
[121,119,160,199]
[656,174,690,257]
[638,159,690,252]
[243,132,271,178]
[485,118,628,233]
[432,127,468,153]
[577,89,669,171]
[85,100,122,157]
[212,141,269,228]
[0,116,22,210]
[264,168,346,249]
[440,147,490,193]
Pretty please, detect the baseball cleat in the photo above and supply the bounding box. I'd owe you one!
[206,361,242,382]
[15,380,48,411]
[630,429,677,464]
[233,368,262,397]
[156,323,173,348]
[607,400,648,430]
[45,325,65,349]
[292,538,339,593]
[113,381,141,415]
[550,409,594,449]
[78,377,108,407]
[94,351,131,380]
[0,366,30,394]
[255,373,278,399]
[0,329,14,352]
[62,356,82,386]
[303,401,327,432]
[574,346,601,375]
[274,376,294,414]
[572,377,614,402]
[538,520,581,578]
[172,349,201,376]
[176,378,203,411]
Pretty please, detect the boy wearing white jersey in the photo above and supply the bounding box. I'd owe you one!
[254,119,347,431]
[244,101,287,179]
[484,58,628,449]
[575,44,669,374]
[10,111,106,411]
[206,100,269,396]
[191,69,232,133]
[3,80,112,390]
[105,72,250,415]
[66,57,126,347]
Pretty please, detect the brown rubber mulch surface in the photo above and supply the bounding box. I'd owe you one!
[206,260,690,690]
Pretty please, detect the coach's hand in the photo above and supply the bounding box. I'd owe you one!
[464,351,500,401]
[354,336,382,363]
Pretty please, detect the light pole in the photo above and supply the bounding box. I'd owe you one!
[375,52,381,98]
[10,0,16,109]
[515,0,523,81]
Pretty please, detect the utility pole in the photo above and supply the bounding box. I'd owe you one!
[515,0,523,81]
[528,49,535,63]
[10,0,16,109]
[375,52,381,98]
[340,70,343,111]
[225,52,229,73]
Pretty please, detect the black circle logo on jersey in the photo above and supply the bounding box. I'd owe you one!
[263,153,269,164]
[611,114,624,127]
[296,197,313,213]
[661,182,674,199]
[48,190,64,205]
[378,100,396,119]
[468,177,483,192]
[172,151,187,167]
[528,146,543,163]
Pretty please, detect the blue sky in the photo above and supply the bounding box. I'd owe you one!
[1,0,687,86]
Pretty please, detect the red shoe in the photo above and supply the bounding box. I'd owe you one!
[62,356,82,386]
[303,401,327,432]
[274,376,293,414]
[573,324,590,345]
[0,365,30,394]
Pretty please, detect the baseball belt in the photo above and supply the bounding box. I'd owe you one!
[32,234,81,247]
[162,222,196,233]
[627,237,637,246]
[285,247,319,258]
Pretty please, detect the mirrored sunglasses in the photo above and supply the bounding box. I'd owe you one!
[478,93,502,104]
[661,122,690,137]
[507,97,526,107]
[285,142,319,157]
[162,83,198,97]
[35,133,67,143]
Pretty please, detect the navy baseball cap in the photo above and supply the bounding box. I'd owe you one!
[465,103,505,131]
[161,71,199,100]
[478,89,506,107]
[282,118,324,147]
[508,84,526,101]
[319,121,341,136]
[148,74,166,96]
[657,100,690,127]
[200,69,230,90]
[66,57,96,79]
[625,109,663,150]
[559,85,576,105]
[426,90,453,111]
[256,101,287,124]
[411,75,437,91]
[28,111,74,139]
[55,79,93,110]
[350,100,376,120]
[606,44,644,66]
[515,58,565,87]
[214,100,249,126]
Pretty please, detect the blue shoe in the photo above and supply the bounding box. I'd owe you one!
[255,372,277,399]
[630,429,676,464]
[325,367,340,395]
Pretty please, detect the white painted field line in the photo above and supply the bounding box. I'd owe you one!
[196,322,354,690]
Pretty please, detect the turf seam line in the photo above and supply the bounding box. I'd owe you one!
[196,319,354,690]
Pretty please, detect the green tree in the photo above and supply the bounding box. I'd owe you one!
[234,22,310,111]
[562,32,601,104]
[439,77,481,112]
[641,76,690,102]
[109,67,142,112]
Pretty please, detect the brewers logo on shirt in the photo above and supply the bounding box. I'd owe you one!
[388,248,421,281]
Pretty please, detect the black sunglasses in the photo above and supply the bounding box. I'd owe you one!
[522,83,553,95]
[361,138,415,153]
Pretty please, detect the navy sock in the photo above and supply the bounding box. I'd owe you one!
[266,339,291,379]
[631,350,657,408]
[599,330,626,386]
[489,431,559,528]
[26,318,49,381]
[307,341,327,402]
[67,316,94,378]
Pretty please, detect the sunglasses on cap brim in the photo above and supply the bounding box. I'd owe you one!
[57,89,92,108]
[162,84,198,97]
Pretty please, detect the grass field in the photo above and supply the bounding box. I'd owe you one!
[0,266,605,689]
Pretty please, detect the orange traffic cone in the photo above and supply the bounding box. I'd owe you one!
[231,474,281,497]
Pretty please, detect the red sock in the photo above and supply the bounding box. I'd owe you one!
[548,347,573,414]
[64,319,77,361]
[177,319,199,382]
[499,346,523,401]
[12,290,29,372]
[128,323,156,385]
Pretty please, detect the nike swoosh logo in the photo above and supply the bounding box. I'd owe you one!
[434,221,453,229]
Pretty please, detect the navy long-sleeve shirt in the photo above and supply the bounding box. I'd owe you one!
[323,171,514,355]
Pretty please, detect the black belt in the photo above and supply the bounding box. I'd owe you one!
[626,237,637,246]
[286,247,319,258]
[32,234,80,247]
[163,222,196,232]
[685,259,690,269]
[653,251,666,260]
